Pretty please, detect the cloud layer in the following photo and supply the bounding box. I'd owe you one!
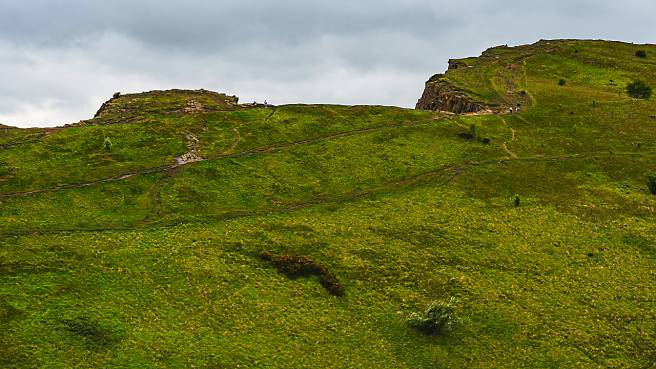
[1,0,654,127]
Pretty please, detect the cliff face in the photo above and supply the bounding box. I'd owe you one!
[415,75,487,113]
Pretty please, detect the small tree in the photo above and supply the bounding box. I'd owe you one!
[514,195,521,207]
[627,81,652,99]
[648,175,656,195]
[407,298,460,335]
[558,79,567,86]
[635,50,647,58]
[112,92,121,99]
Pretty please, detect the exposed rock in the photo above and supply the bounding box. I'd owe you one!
[93,95,124,118]
[183,99,205,114]
[415,75,488,113]
[447,59,468,70]
[175,133,204,165]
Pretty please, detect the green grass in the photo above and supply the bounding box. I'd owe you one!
[1,39,656,368]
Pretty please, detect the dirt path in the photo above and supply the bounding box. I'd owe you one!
[0,118,439,199]
[501,142,518,159]
[2,111,650,202]
[0,161,464,238]
[224,127,242,154]
[4,148,654,239]
[498,117,519,159]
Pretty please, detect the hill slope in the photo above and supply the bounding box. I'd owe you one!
[1,40,656,368]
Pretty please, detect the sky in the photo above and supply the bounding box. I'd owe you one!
[0,0,654,127]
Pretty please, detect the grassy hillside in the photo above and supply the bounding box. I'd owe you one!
[1,40,656,368]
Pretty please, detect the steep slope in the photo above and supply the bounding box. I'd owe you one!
[2,40,656,368]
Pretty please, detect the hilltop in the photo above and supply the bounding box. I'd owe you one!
[418,39,655,113]
[1,40,656,368]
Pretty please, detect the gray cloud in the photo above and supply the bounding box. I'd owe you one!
[0,0,654,127]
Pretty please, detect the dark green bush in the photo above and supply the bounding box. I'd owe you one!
[112,92,121,98]
[260,252,344,296]
[627,81,652,99]
[648,175,656,195]
[558,79,566,86]
[635,50,647,58]
[407,298,459,335]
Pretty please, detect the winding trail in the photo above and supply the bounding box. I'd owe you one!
[225,127,242,153]
[498,116,519,159]
[0,118,440,200]
[3,148,654,239]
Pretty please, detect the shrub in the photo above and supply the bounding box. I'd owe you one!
[112,92,121,99]
[514,195,521,207]
[627,81,652,99]
[648,175,656,195]
[407,298,460,335]
[558,79,566,86]
[103,137,112,151]
[635,50,647,58]
[260,252,344,296]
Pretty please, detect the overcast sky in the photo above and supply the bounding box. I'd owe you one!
[0,0,654,127]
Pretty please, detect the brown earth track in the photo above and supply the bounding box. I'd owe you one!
[2,148,654,239]
[0,117,442,199]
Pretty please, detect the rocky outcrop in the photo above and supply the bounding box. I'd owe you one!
[415,75,488,113]
[93,89,239,119]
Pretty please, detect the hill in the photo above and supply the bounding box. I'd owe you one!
[1,40,656,368]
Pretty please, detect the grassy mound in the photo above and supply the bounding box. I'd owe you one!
[1,40,656,368]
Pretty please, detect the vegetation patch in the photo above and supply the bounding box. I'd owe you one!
[260,252,344,296]
[0,298,23,322]
[627,80,652,99]
[648,174,656,195]
[407,298,460,335]
[60,316,120,347]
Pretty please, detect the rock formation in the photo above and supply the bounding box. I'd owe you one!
[415,75,488,114]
